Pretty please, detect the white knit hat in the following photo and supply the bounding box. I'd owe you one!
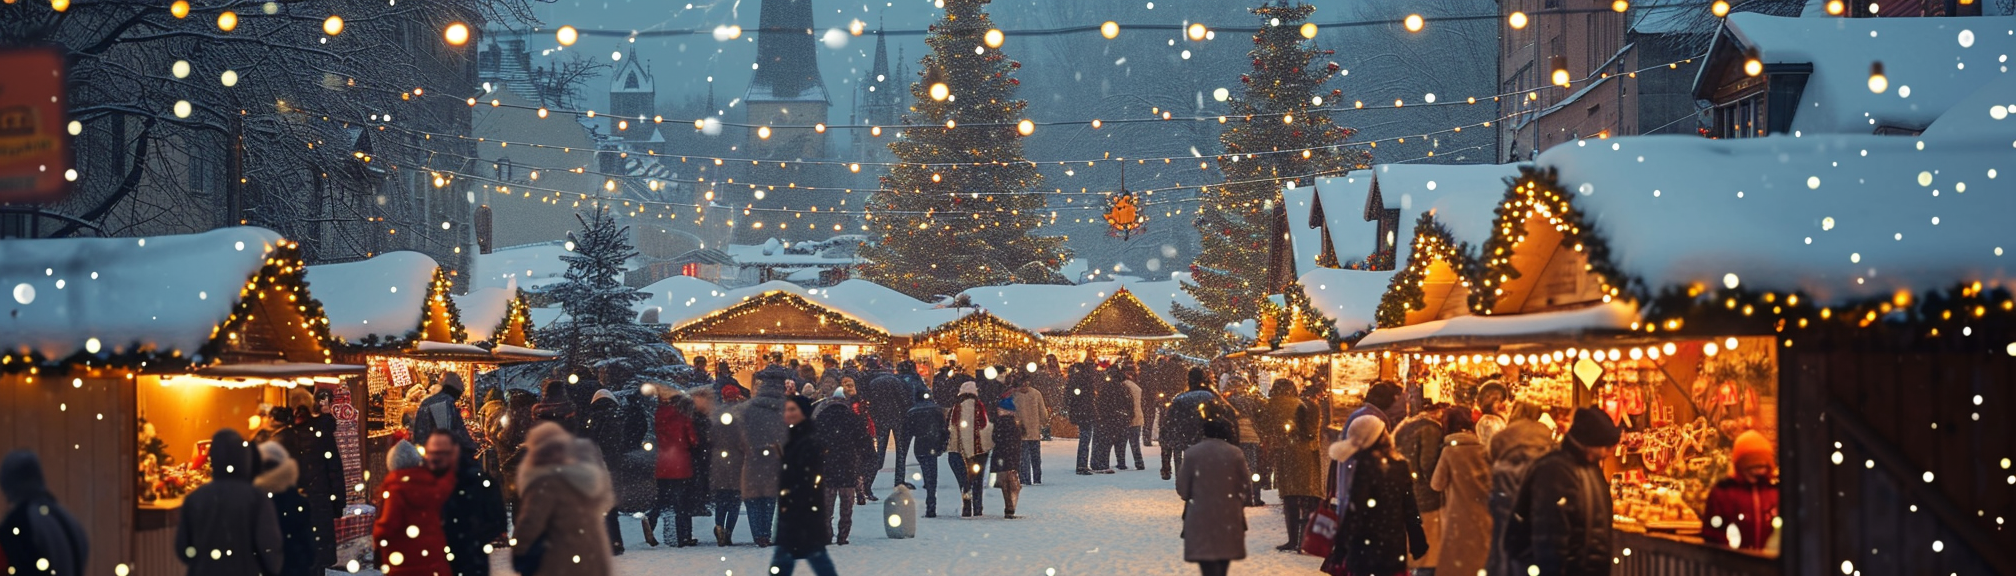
[959,381,978,395]
[1327,416,1389,463]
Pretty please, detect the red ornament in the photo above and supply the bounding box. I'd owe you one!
[1240,74,1251,83]
[1010,78,1019,85]
[1010,61,1022,68]
[1324,49,1336,55]
[1332,89,1343,97]
[1327,62,1340,72]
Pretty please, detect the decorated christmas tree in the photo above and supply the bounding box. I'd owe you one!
[1175,1,1370,353]
[859,0,1069,301]
[535,208,684,386]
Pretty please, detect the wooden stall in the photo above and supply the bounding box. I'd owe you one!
[665,281,892,385]
[962,282,1186,364]
[0,227,361,576]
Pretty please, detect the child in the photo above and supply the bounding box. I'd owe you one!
[991,396,1026,519]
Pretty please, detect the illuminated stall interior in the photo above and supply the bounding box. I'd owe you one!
[961,282,1187,362]
[666,281,891,385]
[819,279,1042,369]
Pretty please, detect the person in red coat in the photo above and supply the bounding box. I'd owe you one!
[1704,430,1779,550]
[373,440,454,576]
[651,388,703,547]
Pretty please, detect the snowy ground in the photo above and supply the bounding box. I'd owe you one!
[363,439,1328,575]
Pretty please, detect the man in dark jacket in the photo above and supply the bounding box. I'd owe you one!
[813,390,873,545]
[860,360,913,490]
[410,372,476,455]
[284,388,346,570]
[753,352,798,394]
[900,387,949,518]
[1065,358,1100,475]
[1505,406,1621,576]
[581,389,635,554]
[1392,404,1448,572]
[428,429,506,575]
[0,450,88,576]
[1092,360,1133,473]
[175,429,285,576]
[1160,367,1226,480]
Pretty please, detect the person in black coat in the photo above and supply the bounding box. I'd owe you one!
[427,429,506,576]
[753,352,799,394]
[580,389,634,554]
[900,386,950,518]
[410,372,476,455]
[1066,359,1100,475]
[1161,368,1227,480]
[252,442,316,576]
[0,450,89,576]
[813,390,872,545]
[175,429,285,576]
[1329,425,1430,576]
[1503,406,1621,576]
[714,361,749,403]
[1093,361,1134,473]
[532,379,579,432]
[770,396,838,576]
[860,361,914,490]
[281,388,345,570]
[989,399,1025,519]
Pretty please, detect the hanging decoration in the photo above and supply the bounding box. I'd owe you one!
[1105,190,1143,239]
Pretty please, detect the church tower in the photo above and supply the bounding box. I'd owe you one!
[608,48,659,143]
[745,0,829,159]
[852,26,898,164]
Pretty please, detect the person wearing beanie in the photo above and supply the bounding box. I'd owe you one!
[412,373,476,456]
[946,381,995,517]
[1326,412,1430,576]
[1159,366,1229,480]
[1503,406,1620,576]
[1703,430,1779,551]
[812,381,872,545]
[990,399,1026,518]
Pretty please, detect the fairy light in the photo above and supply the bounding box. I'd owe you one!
[323,15,344,36]
[170,0,190,18]
[444,23,471,46]
[1867,62,1888,94]
[1100,21,1120,39]
[929,83,950,101]
[217,11,238,32]
[1187,23,1208,41]
[1404,14,1424,32]
[556,25,579,46]
[1509,12,1528,29]
[1712,0,1732,16]
[1300,22,1319,38]
[984,29,1005,48]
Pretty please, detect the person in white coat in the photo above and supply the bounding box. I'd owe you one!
[945,381,994,517]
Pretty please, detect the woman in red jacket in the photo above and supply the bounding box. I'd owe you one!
[651,388,703,547]
[1704,430,1779,550]
[372,440,454,576]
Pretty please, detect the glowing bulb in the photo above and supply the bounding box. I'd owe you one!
[444,23,471,46]
[1612,0,1629,11]
[1744,57,1763,77]
[1300,22,1318,39]
[1016,119,1035,136]
[1552,68,1570,87]
[217,11,238,31]
[170,0,190,18]
[556,25,579,46]
[1826,0,1845,13]
[1712,0,1731,16]
[1186,23,1207,41]
[323,15,344,36]
[929,82,950,101]
[1100,21,1120,39]
[1404,14,1424,32]
[1509,12,1528,29]
[984,29,1005,48]
[1867,62,1888,94]
[757,126,772,140]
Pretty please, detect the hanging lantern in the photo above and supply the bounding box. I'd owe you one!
[1105,190,1143,240]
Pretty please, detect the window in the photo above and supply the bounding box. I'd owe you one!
[496,158,514,181]
[625,73,640,90]
[1716,94,1764,138]
[682,262,699,277]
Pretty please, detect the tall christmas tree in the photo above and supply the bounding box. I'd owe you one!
[1175,1,1370,353]
[859,0,1068,301]
[535,208,684,386]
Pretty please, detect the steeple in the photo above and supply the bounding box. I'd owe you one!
[747,0,828,103]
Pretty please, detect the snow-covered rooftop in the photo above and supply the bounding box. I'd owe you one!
[1313,174,1377,264]
[1373,163,1524,246]
[1282,184,1327,275]
[452,287,517,344]
[1536,118,2016,306]
[0,227,285,364]
[1299,268,1399,341]
[304,252,441,344]
[816,279,971,337]
[472,242,572,292]
[667,280,890,337]
[1355,301,1640,350]
[1717,13,2016,134]
[960,278,1187,337]
[635,275,733,328]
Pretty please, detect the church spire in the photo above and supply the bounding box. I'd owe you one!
[747,0,827,103]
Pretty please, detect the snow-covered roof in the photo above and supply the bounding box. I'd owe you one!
[1313,174,1376,263]
[1536,122,2016,306]
[815,279,971,337]
[724,237,865,266]
[1282,184,1327,275]
[0,227,289,366]
[1373,163,1524,246]
[1355,301,1640,350]
[304,252,442,344]
[634,275,733,328]
[1300,268,1399,341]
[453,287,522,344]
[666,280,891,342]
[959,279,1185,338]
[1122,273,1200,330]
[473,242,572,292]
[1717,13,2016,134]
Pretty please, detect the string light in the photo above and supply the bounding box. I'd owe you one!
[1867,61,1888,94]
[556,25,579,46]
[1712,0,1732,16]
[170,0,190,18]
[984,29,1005,48]
[323,15,344,36]
[217,10,238,32]
[444,23,471,46]
[929,82,950,101]
[1509,12,1528,29]
[1403,14,1424,32]
[1186,23,1208,41]
[1100,21,1120,39]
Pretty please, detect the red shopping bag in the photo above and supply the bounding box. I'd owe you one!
[1300,504,1339,557]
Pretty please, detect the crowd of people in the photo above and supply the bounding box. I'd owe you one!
[0,351,1776,576]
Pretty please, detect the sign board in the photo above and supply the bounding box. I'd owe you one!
[0,49,69,203]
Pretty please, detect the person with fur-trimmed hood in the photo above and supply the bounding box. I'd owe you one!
[946,381,995,517]
[175,429,285,576]
[1,450,89,576]
[254,442,317,576]
[512,423,616,576]
[1326,415,1431,576]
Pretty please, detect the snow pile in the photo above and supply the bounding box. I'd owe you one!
[1371,163,1524,245]
[1357,301,1640,349]
[472,242,573,292]
[1721,13,2016,134]
[304,252,440,343]
[1314,174,1376,263]
[1537,120,2016,305]
[1299,268,1400,340]
[453,287,516,343]
[1922,71,2016,140]
[0,227,284,363]
[633,275,732,328]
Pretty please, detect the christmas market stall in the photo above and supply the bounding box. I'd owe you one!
[664,280,893,384]
[453,285,553,363]
[819,279,1041,368]
[960,280,1187,361]
[0,227,359,576]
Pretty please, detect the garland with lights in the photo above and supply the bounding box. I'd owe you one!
[913,312,1043,351]
[665,290,889,345]
[1281,278,1349,345]
[1177,0,1370,355]
[490,289,539,348]
[1471,166,1631,314]
[1375,212,1482,328]
[858,0,1067,300]
[1,238,339,375]
[1064,288,1183,338]
[323,265,472,353]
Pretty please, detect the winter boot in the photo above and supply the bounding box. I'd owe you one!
[642,517,660,547]
[680,539,700,547]
[715,525,733,547]
[1003,508,1018,519]
[960,499,972,518]
[754,537,773,548]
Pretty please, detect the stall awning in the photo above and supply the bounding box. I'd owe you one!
[1352,301,1640,352]
[195,362,368,378]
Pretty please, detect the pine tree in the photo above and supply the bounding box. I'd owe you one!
[859,0,1068,301]
[1175,1,1370,353]
[536,208,682,386]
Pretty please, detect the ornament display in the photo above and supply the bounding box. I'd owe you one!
[1105,190,1143,239]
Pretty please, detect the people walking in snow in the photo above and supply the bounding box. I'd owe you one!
[946,381,995,517]
[649,387,703,548]
[1008,374,1049,485]
[1328,415,1431,576]
[1393,401,1449,573]
[410,372,476,455]
[1484,418,1553,576]
[902,385,950,518]
[532,380,579,432]
[1271,382,1326,552]
[769,396,839,576]
[729,375,791,548]
[861,359,914,489]
[432,429,506,576]
[176,429,284,576]
[1431,407,1491,576]
[1703,430,1779,551]
[373,440,453,576]
[1502,406,1620,576]
[512,423,616,576]
[1,450,89,576]
[814,388,872,545]
[709,385,748,546]
[1161,367,1226,480]
[1066,357,1100,475]
[581,389,634,554]
[1176,414,1250,576]
[281,388,345,570]
[1258,379,1297,501]
[685,387,718,529]
[991,396,1025,519]
[1224,378,1265,505]
[1093,359,1134,473]
[252,441,316,576]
